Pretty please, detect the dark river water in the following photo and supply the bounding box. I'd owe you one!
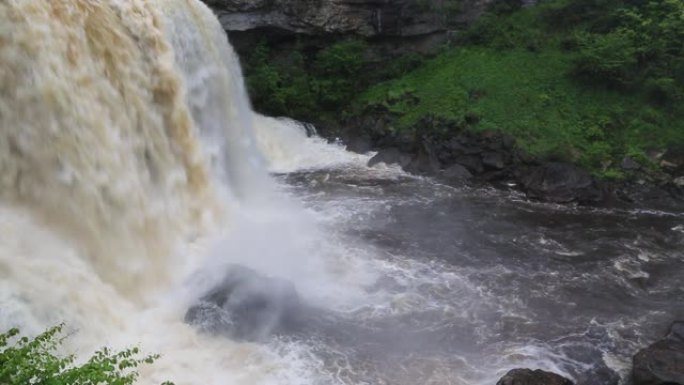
[272,164,684,385]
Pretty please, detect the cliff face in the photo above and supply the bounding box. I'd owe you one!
[203,0,495,37]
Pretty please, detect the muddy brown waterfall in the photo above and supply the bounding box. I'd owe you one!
[0,0,259,294]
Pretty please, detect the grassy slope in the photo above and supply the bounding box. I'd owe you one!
[354,2,684,177]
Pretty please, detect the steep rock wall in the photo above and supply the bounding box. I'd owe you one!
[202,0,495,37]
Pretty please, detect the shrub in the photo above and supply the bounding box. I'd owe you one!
[313,40,368,109]
[0,325,171,385]
[573,29,640,87]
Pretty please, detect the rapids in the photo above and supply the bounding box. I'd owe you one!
[0,1,682,385]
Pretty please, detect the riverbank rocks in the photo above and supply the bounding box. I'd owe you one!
[497,369,574,385]
[185,265,303,341]
[660,148,684,175]
[632,321,684,385]
[441,164,473,181]
[516,162,603,204]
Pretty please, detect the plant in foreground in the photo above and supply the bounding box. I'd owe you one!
[0,324,172,385]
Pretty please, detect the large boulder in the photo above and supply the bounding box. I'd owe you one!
[517,162,603,203]
[632,321,684,385]
[496,368,574,385]
[185,265,303,341]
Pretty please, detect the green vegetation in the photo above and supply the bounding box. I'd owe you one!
[359,0,684,176]
[246,39,371,120]
[244,38,423,122]
[244,0,684,177]
[0,325,170,385]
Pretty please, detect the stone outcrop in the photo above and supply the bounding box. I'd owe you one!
[496,368,574,385]
[517,162,603,204]
[203,0,496,37]
[361,114,607,203]
[632,321,684,385]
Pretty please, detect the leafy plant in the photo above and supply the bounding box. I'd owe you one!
[0,325,171,385]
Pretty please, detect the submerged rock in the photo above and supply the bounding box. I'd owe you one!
[633,321,684,385]
[517,162,603,203]
[185,265,303,341]
[496,368,574,385]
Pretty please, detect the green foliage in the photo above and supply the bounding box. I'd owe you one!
[354,0,684,177]
[313,40,368,109]
[244,38,429,122]
[241,0,684,178]
[0,325,171,385]
[573,28,640,86]
[246,41,317,117]
[245,39,369,119]
[571,0,684,102]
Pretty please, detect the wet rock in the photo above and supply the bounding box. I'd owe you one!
[632,321,684,385]
[517,162,603,203]
[455,154,485,174]
[441,164,473,181]
[497,368,574,385]
[661,148,684,175]
[406,140,441,175]
[674,176,684,187]
[185,265,303,341]
[621,156,641,171]
[502,134,516,150]
[346,133,373,154]
[368,147,412,168]
[482,151,506,170]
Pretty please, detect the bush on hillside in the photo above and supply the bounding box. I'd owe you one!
[572,0,684,103]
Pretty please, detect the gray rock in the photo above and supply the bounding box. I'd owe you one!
[674,176,684,187]
[185,265,303,341]
[632,321,684,385]
[661,148,684,173]
[203,0,496,37]
[482,151,506,170]
[441,164,473,180]
[496,368,573,385]
[621,156,641,170]
[368,147,412,168]
[455,155,485,174]
[346,134,373,154]
[517,162,603,203]
[502,134,516,150]
[406,140,441,175]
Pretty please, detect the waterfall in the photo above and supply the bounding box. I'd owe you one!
[0,1,352,384]
[0,0,268,296]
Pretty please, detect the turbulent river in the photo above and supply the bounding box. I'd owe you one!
[0,1,682,385]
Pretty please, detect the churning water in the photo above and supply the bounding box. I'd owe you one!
[0,1,682,385]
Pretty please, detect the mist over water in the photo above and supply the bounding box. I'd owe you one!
[0,1,682,385]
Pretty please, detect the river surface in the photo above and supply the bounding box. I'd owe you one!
[264,158,684,385]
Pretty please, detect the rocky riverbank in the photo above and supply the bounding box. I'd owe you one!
[323,109,684,209]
